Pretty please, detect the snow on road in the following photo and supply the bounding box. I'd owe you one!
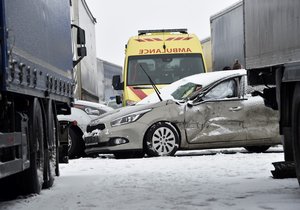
[1,147,300,210]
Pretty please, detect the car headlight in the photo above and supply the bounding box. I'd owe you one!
[110,109,152,127]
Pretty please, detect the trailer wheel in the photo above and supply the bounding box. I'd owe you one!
[21,99,45,194]
[43,101,58,188]
[282,129,294,161]
[292,84,300,185]
[54,111,60,176]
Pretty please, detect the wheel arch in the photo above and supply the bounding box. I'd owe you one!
[69,124,84,138]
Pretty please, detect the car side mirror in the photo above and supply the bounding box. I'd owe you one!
[187,101,194,108]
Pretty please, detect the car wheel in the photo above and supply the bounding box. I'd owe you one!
[68,127,85,159]
[244,146,270,153]
[145,122,179,157]
[113,151,145,159]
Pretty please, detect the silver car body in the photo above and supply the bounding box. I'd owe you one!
[84,70,280,155]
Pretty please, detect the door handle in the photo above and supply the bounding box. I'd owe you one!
[229,106,242,111]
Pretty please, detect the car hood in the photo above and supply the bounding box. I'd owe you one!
[90,100,177,124]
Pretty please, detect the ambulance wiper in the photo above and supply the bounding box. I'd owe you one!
[139,64,163,102]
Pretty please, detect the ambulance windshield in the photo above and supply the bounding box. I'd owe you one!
[127,54,205,86]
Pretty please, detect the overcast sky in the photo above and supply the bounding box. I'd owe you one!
[85,0,239,66]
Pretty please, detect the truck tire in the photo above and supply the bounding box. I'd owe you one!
[292,84,300,185]
[21,99,45,194]
[43,101,58,188]
[282,129,294,161]
[68,126,85,158]
[54,112,60,176]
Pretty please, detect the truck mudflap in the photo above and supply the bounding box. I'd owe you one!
[271,161,296,179]
[59,144,69,164]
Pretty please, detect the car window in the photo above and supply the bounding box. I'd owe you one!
[202,79,237,101]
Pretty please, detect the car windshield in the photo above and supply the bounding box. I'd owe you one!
[171,82,202,100]
[137,75,204,104]
[127,54,205,86]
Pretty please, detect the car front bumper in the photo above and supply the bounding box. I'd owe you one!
[83,121,149,155]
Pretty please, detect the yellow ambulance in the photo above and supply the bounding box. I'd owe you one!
[113,29,207,106]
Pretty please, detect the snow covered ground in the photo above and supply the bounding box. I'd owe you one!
[1,146,300,210]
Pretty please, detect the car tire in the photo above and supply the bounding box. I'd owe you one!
[144,122,179,157]
[244,146,270,153]
[68,127,85,159]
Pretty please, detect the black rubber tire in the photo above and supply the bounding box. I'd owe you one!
[68,127,85,159]
[21,99,45,194]
[244,146,270,153]
[144,122,179,157]
[54,113,60,176]
[282,128,294,161]
[113,151,145,159]
[292,84,300,185]
[43,101,57,188]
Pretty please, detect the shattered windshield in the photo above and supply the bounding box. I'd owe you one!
[171,82,202,100]
[127,54,205,86]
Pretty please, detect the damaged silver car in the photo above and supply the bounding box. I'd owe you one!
[83,70,280,158]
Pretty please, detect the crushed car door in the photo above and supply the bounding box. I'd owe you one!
[184,77,247,145]
[243,94,279,142]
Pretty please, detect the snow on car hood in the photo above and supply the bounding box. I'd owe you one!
[137,70,246,105]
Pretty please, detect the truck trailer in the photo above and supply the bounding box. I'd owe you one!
[210,0,300,184]
[210,1,244,71]
[0,0,86,196]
